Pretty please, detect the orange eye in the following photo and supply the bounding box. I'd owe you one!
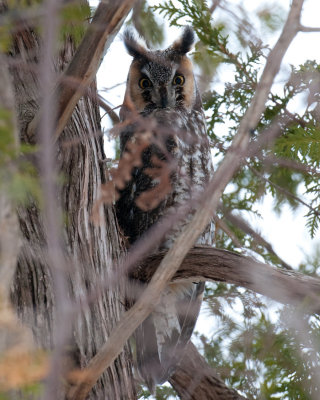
[139,78,152,89]
[173,75,185,85]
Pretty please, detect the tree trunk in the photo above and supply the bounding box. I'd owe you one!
[2,1,136,398]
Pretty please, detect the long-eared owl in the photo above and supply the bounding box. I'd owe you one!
[116,27,214,391]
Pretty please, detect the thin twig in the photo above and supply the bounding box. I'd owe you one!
[101,81,126,92]
[220,205,294,270]
[213,214,243,249]
[98,96,120,125]
[299,25,320,32]
[260,154,320,177]
[251,167,320,218]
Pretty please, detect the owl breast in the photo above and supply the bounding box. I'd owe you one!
[149,107,213,247]
[117,107,213,248]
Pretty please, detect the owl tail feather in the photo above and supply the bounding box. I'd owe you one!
[135,282,204,392]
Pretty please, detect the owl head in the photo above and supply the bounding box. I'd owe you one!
[121,27,202,117]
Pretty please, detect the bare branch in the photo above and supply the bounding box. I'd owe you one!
[213,215,243,249]
[299,24,320,32]
[239,0,302,137]
[209,0,221,14]
[98,95,120,125]
[26,0,136,143]
[170,342,248,400]
[135,246,320,315]
[66,235,320,399]
[251,168,320,218]
[220,206,294,270]
[260,155,320,177]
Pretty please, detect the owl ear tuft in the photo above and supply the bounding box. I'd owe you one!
[172,26,195,55]
[123,29,148,59]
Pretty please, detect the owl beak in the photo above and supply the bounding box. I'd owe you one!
[158,86,168,108]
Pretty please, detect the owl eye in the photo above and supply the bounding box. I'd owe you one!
[173,75,185,86]
[139,78,152,89]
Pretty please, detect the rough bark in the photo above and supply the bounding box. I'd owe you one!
[135,246,320,314]
[170,342,247,400]
[2,1,136,398]
[0,50,35,374]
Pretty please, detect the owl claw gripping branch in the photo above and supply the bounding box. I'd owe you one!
[115,27,214,392]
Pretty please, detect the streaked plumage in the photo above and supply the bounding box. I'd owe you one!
[116,27,214,391]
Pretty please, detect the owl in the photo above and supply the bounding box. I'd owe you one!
[116,27,214,391]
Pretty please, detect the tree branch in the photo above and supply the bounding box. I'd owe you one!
[260,155,320,178]
[26,0,136,143]
[299,24,320,32]
[220,206,293,270]
[251,167,320,218]
[132,246,320,315]
[213,215,243,249]
[209,0,221,15]
[170,342,248,400]
[98,95,120,125]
